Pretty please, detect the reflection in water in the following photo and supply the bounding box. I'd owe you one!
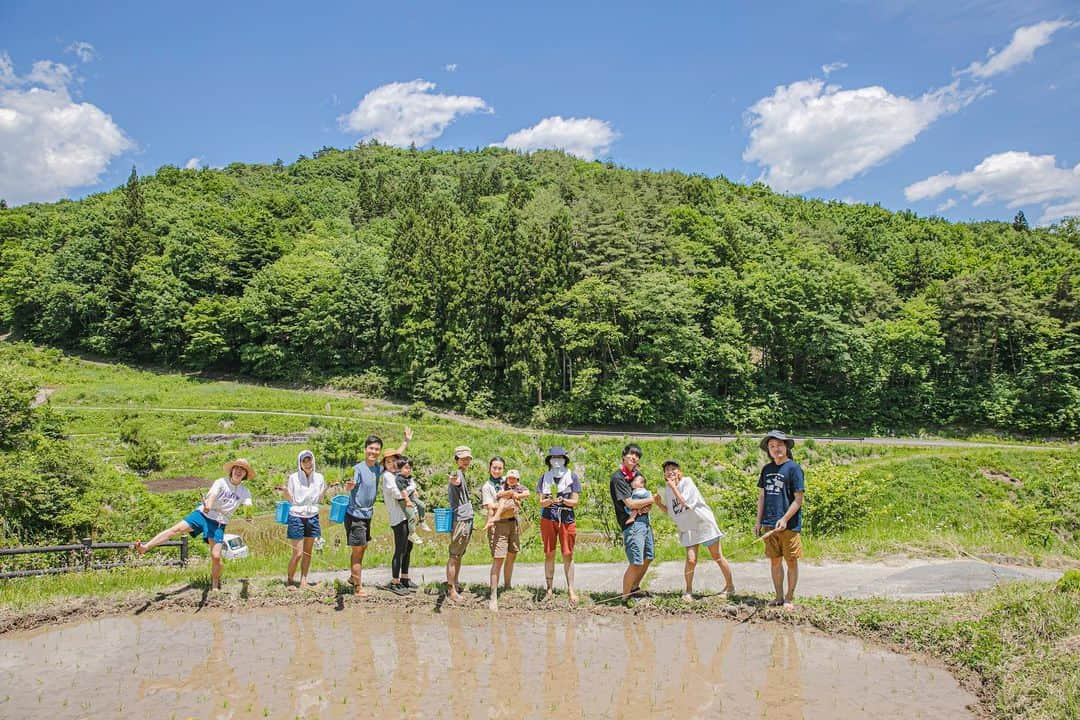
[0,607,975,719]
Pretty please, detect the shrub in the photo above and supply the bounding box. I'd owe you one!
[803,464,878,536]
[125,439,163,476]
[328,369,389,397]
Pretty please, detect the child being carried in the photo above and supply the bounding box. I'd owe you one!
[395,457,428,543]
[625,474,654,525]
[484,468,528,529]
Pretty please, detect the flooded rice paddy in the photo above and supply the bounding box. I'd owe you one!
[0,606,976,719]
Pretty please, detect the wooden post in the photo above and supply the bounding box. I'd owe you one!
[179,536,189,566]
[81,537,93,571]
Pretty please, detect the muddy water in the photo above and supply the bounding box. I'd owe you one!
[0,607,975,719]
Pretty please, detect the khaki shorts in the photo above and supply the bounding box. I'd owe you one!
[764,529,803,560]
[487,519,520,559]
[448,520,473,558]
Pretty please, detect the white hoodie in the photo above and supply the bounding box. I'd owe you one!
[287,450,326,519]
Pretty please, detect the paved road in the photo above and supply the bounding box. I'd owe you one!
[305,558,1061,600]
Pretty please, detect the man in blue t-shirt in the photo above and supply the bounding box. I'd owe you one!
[754,430,806,610]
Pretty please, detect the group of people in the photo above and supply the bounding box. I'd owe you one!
[135,429,807,610]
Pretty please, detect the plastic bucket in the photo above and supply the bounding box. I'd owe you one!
[329,495,349,524]
[275,501,291,524]
[433,507,453,533]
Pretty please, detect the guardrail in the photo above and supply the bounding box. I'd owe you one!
[0,537,188,580]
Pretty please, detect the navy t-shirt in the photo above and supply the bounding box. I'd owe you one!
[537,471,582,524]
[757,460,806,532]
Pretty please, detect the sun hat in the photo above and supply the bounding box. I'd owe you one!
[223,458,255,480]
[759,430,795,453]
[453,445,473,459]
[544,446,569,467]
[506,469,521,479]
[382,448,403,462]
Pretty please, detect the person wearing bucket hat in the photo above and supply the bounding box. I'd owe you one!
[135,459,254,590]
[537,446,582,603]
[755,430,805,610]
[446,445,475,601]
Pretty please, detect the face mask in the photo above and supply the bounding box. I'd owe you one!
[550,457,566,469]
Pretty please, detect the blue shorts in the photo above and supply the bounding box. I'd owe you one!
[183,510,225,545]
[287,514,321,540]
[622,520,655,566]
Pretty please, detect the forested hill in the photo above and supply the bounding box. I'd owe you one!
[0,145,1076,434]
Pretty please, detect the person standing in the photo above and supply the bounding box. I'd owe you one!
[755,430,805,610]
[537,446,582,603]
[653,459,735,601]
[481,459,529,611]
[283,450,326,590]
[446,445,475,602]
[609,443,654,603]
[343,427,412,596]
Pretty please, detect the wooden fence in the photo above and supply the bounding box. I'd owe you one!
[0,537,188,580]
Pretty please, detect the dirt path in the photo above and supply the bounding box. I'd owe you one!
[51,404,1071,451]
[302,557,1061,600]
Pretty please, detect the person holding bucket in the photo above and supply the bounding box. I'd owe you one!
[537,446,582,603]
[135,459,254,590]
[446,445,475,602]
[281,450,326,590]
[481,458,530,611]
[653,459,735,601]
[343,427,412,596]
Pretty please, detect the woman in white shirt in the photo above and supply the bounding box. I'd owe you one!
[283,450,327,589]
[654,458,735,601]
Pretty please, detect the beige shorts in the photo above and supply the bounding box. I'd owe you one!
[487,519,520,558]
[449,520,473,558]
[764,529,803,560]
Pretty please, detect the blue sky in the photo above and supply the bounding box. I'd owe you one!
[1,0,1077,224]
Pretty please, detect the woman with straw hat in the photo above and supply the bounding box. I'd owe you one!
[135,459,255,590]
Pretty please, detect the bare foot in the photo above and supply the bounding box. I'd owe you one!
[134,541,147,556]
[448,591,463,603]
[301,580,319,589]
[682,593,693,602]
[543,589,555,602]
[286,579,298,591]
[783,600,796,611]
[568,590,579,604]
[767,598,784,607]
[488,599,498,611]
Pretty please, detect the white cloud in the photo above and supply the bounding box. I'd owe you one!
[0,53,132,206]
[936,197,957,212]
[493,116,618,160]
[66,41,97,63]
[743,78,985,193]
[821,61,847,76]
[445,63,458,72]
[960,19,1076,79]
[905,151,1080,225]
[184,156,201,170]
[338,79,490,147]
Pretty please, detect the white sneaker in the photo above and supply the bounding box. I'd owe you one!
[408,533,423,544]
[420,522,432,532]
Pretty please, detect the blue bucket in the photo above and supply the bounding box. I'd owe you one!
[329,495,349,524]
[433,507,453,533]
[275,501,291,524]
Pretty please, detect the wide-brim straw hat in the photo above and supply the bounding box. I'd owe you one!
[453,445,473,459]
[224,458,255,480]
